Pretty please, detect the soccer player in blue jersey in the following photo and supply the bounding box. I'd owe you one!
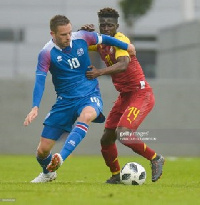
[24,15,135,183]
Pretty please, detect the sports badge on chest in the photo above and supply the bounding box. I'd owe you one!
[77,48,84,56]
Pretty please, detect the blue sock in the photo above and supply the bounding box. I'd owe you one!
[60,122,88,161]
[37,153,52,174]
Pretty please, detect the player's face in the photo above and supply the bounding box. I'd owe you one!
[51,23,72,49]
[99,17,119,37]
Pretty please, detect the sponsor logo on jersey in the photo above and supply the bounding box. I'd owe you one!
[57,56,62,62]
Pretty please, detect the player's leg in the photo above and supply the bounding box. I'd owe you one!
[36,136,56,173]
[116,89,156,159]
[48,106,97,172]
[117,127,156,160]
[31,126,64,183]
[32,97,69,182]
[59,106,96,161]
[100,94,124,184]
[48,94,104,172]
[101,128,121,184]
[116,89,164,182]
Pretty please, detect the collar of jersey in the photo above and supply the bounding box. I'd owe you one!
[52,39,72,51]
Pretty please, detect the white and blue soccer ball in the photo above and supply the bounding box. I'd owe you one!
[120,162,146,185]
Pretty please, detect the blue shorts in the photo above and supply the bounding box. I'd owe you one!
[41,92,105,140]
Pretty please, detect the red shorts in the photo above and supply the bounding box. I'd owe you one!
[105,88,155,130]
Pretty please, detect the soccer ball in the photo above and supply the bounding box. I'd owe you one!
[120,162,146,185]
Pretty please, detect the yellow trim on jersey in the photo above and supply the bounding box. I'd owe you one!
[88,32,130,60]
[88,44,97,51]
[114,32,130,60]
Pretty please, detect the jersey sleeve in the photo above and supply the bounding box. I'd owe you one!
[36,49,50,74]
[114,32,130,60]
[72,31,98,46]
[32,74,46,108]
[32,49,50,107]
[73,31,129,50]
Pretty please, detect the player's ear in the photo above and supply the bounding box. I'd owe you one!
[116,24,119,29]
[50,31,55,38]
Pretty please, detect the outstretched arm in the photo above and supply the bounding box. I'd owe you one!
[77,25,136,56]
[100,34,135,55]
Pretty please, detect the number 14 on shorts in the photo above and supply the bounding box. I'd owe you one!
[127,106,140,124]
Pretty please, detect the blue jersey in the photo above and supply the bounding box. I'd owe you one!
[33,31,129,107]
[37,31,100,99]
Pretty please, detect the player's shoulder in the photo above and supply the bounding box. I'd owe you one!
[38,40,54,56]
[39,40,56,55]
[72,31,99,47]
[72,30,98,41]
[72,31,91,39]
[114,32,130,44]
[114,32,127,38]
[42,39,55,51]
[38,40,54,60]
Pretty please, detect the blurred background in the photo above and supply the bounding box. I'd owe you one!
[0,0,199,156]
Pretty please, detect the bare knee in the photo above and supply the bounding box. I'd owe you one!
[100,128,117,145]
[78,106,97,124]
[80,112,94,124]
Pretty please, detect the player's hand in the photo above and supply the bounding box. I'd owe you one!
[86,65,101,79]
[77,24,95,32]
[24,106,39,126]
[127,44,136,56]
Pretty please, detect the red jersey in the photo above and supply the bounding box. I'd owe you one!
[89,32,151,93]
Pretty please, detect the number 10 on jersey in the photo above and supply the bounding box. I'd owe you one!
[68,58,80,69]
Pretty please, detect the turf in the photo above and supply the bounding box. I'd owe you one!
[0,155,199,205]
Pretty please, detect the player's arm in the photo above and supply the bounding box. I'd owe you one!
[77,24,132,52]
[24,73,46,126]
[78,24,98,52]
[87,32,134,78]
[24,50,49,126]
[86,56,129,79]
[99,34,135,55]
[77,26,136,55]
[76,30,135,55]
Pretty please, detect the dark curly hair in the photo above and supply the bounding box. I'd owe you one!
[98,7,119,19]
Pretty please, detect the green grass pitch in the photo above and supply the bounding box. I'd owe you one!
[0,155,199,205]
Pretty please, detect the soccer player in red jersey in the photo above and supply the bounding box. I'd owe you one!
[84,8,164,183]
